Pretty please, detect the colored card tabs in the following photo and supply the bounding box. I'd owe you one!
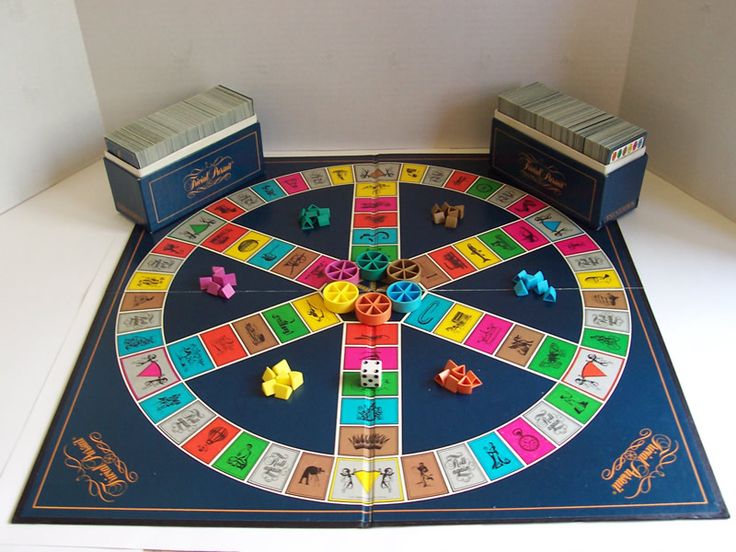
[563,348,625,400]
[328,457,403,503]
[224,231,270,261]
[120,292,165,312]
[399,163,427,183]
[403,293,453,331]
[353,212,398,228]
[327,165,354,185]
[488,185,525,208]
[276,172,309,194]
[139,383,196,423]
[296,255,338,288]
[251,179,286,201]
[345,323,399,346]
[247,444,300,491]
[232,314,279,354]
[338,426,399,457]
[582,328,629,357]
[292,293,341,331]
[206,197,245,220]
[469,433,523,480]
[354,197,397,212]
[466,177,503,199]
[263,303,310,343]
[421,165,452,187]
[412,254,450,289]
[434,304,483,342]
[212,431,269,480]
[582,290,627,310]
[200,326,247,366]
[437,444,487,491]
[527,336,577,379]
[340,397,399,425]
[342,371,399,397]
[400,453,449,500]
[151,238,196,258]
[355,181,397,197]
[117,309,162,333]
[168,336,215,378]
[496,326,544,367]
[286,453,335,500]
[565,251,612,273]
[528,207,583,242]
[502,220,548,251]
[555,234,599,256]
[343,346,398,370]
[478,228,524,260]
[351,228,398,245]
[428,246,476,279]
[138,254,182,274]
[127,272,173,291]
[444,170,477,192]
[182,418,239,464]
[117,329,163,357]
[354,162,401,182]
[545,383,602,424]
[507,195,546,217]
[302,167,331,189]
[350,245,398,263]
[158,400,215,444]
[169,212,225,244]
[272,248,320,279]
[498,418,555,464]
[465,314,513,355]
[247,239,294,270]
[120,347,179,400]
[524,402,581,445]
[201,223,248,253]
[585,308,631,333]
[455,238,501,269]
[228,187,265,211]
[577,270,623,289]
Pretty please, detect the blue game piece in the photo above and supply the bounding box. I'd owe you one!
[543,286,557,303]
[513,269,528,284]
[386,281,424,313]
[535,279,550,295]
[514,280,529,297]
[526,270,544,288]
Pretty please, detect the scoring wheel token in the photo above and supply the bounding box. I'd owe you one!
[385,258,422,283]
[386,280,424,313]
[355,250,389,281]
[354,292,392,325]
[322,281,359,314]
[324,259,360,284]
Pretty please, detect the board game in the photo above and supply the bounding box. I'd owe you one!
[14,156,727,526]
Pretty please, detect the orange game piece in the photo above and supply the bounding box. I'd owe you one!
[435,359,482,394]
[354,292,392,326]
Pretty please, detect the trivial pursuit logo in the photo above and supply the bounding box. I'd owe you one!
[184,156,234,198]
[62,432,139,502]
[518,152,567,196]
[601,428,679,499]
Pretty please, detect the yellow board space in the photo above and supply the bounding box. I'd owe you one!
[455,238,501,269]
[223,231,271,261]
[292,293,341,331]
[399,163,427,183]
[576,270,623,289]
[327,165,355,185]
[127,272,173,291]
[434,303,483,342]
[354,181,398,198]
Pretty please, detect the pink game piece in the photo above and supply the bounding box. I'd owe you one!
[206,281,222,296]
[213,274,226,285]
[222,272,237,287]
[219,284,236,299]
[199,276,213,290]
[212,266,225,277]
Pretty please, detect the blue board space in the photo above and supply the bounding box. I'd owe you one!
[14,156,727,527]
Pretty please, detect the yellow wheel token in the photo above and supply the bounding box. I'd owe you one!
[322,281,359,314]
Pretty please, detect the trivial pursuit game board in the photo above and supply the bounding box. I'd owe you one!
[14,156,727,526]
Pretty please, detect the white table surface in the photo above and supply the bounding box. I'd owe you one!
[0,160,733,552]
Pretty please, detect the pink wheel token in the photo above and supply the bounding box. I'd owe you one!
[325,259,360,284]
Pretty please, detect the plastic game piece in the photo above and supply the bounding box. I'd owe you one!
[454,205,465,219]
[435,359,482,394]
[325,259,360,284]
[513,280,529,297]
[360,359,382,388]
[432,210,446,225]
[206,280,222,296]
[199,276,213,290]
[299,204,330,230]
[262,379,277,397]
[219,283,236,299]
[385,258,422,283]
[273,383,293,400]
[289,371,304,390]
[354,292,392,326]
[212,266,225,277]
[534,279,550,295]
[322,281,359,314]
[513,270,528,284]
[262,359,302,400]
[444,214,458,229]
[386,280,423,313]
[201,266,238,300]
[272,359,291,376]
[543,286,557,303]
[262,367,276,381]
[355,250,390,281]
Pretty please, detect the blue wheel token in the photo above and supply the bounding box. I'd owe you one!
[386,280,424,313]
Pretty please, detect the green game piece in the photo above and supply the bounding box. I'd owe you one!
[528,337,577,379]
[352,245,397,265]
[478,229,525,260]
[300,216,315,230]
[342,372,398,396]
[354,250,391,280]
[545,383,602,424]
[263,304,310,342]
[467,177,503,199]
[582,328,630,357]
[317,214,331,227]
[212,432,269,480]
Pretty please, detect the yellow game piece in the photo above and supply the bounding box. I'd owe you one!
[273,383,293,400]
[276,374,291,385]
[262,379,276,396]
[289,371,304,390]
[262,367,276,381]
[322,281,359,314]
[272,359,291,376]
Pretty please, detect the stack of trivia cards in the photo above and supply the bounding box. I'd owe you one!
[497,82,646,164]
[105,85,256,168]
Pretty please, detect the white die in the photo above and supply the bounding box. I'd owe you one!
[360,359,382,388]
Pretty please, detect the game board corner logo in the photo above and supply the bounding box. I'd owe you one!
[62,431,139,503]
[517,151,567,196]
[600,427,679,499]
[184,155,235,198]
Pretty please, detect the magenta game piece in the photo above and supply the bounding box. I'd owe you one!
[219,284,236,299]
[222,272,237,287]
[325,259,360,284]
[199,276,213,290]
[212,266,226,277]
[206,281,222,296]
[213,274,225,285]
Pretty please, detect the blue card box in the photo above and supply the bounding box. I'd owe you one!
[104,121,264,232]
[490,113,646,229]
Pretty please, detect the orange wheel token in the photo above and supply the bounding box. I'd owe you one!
[354,292,392,326]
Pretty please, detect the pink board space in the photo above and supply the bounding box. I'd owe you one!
[296,255,337,288]
[276,173,309,194]
[503,220,549,251]
[354,197,398,212]
[555,234,600,256]
[465,314,513,354]
[498,418,555,464]
[343,346,399,370]
[507,195,547,217]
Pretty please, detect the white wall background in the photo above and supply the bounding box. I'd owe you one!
[620,0,736,223]
[0,0,102,214]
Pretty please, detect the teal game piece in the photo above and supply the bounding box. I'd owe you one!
[356,250,389,281]
[543,286,557,302]
[513,280,529,297]
[534,279,550,295]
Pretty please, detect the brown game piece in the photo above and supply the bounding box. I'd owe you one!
[455,204,465,219]
[441,201,451,214]
[445,214,458,229]
[433,210,446,225]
